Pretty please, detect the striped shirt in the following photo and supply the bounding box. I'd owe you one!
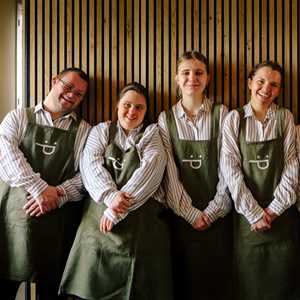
[158,97,231,225]
[295,125,300,212]
[79,121,166,225]
[0,102,91,206]
[221,102,298,224]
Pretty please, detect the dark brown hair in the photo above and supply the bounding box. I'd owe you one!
[248,61,283,84]
[58,67,89,85]
[114,82,149,125]
[176,51,209,74]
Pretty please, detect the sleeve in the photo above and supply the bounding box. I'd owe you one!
[0,109,48,198]
[79,122,119,204]
[203,105,232,222]
[268,110,299,215]
[157,111,203,225]
[103,124,167,224]
[56,120,92,206]
[295,125,300,212]
[220,110,264,224]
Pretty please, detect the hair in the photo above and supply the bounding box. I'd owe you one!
[176,51,209,98]
[58,67,89,85]
[176,51,209,74]
[114,82,150,125]
[248,61,283,84]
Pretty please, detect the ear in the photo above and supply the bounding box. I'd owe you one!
[248,78,252,90]
[206,74,210,85]
[52,76,59,87]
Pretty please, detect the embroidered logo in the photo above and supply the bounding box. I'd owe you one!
[182,155,202,169]
[248,155,269,170]
[107,157,125,170]
[36,141,57,155]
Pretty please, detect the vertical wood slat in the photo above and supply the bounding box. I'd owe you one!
[24,0,300,125]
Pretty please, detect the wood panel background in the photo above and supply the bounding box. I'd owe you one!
[23,0,300,125]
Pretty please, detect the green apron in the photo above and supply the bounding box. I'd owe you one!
[166,105,232,300]
[59,123,173,300]
[234,107,300,300]
[0,108,83,291]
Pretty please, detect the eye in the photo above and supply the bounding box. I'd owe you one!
[123,102,131,109]
[195,71,204,76]
[181,71,190,76]
[256,79,264,85]
[135,104,145,111]
[271,82,281,88]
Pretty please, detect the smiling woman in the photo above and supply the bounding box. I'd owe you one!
[59,82,173,300]
[221,61,300,300]
[158,51,233,300]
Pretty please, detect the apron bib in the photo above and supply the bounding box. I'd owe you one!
[234,107,300,300]
[0,108,83,290]
[60,123,173,300]
[166,105,233,300]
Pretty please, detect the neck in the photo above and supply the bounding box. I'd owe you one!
[250,99,270,122]
[43,96,63,120]
[181,94,205,117]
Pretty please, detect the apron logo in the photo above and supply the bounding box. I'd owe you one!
[248,155,269,170]
[35,141,57,155]
[108,157,124,170]
[182,155,202,169]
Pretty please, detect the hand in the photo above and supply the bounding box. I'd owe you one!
[192,213,211,231]
[99,215,114,233]
[23,186,60,215]
[251,218,271,232]
[263,207,278,225]
[110,191,132,214]
[23,195,43,217]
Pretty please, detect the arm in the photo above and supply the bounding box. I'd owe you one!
[220,110,264,225]
[267,110,299,216]
[296,125,300,212]
[103,124,167,225]
[203,105,232,222]
[79,122,120,204]
[0,109,48,198]
[55,120,92,207]
[158,111,204,226]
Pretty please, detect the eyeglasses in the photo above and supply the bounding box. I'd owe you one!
[58,78,85,98]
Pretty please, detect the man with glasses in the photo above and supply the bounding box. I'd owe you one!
[0,68,91,300]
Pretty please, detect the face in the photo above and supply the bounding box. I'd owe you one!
[248,66,281,107]
[176,58,209,97]
[117,90,147,133]
[49,71,88,114]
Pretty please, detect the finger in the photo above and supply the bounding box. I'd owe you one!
[23,199,36,210]
[30,206,43,217]
[25,202,40,215]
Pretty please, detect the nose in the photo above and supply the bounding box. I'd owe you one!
[262,83,272,93]
[188,72,196,81]
[128,106,137,114]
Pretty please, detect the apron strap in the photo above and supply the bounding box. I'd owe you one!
[108,122,145,145]
[275,107,284,138]
[210,103,221,140]
[25,107,36,124]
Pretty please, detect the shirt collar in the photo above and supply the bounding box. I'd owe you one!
[243,102,277,121]
[175,96,212,119]
[117,120,143,137]
[34,102,78,121]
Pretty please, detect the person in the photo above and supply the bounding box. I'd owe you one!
[59,82,173,300]
[221,61,300,300]
[158,51,232,300]
[0,67,91,300]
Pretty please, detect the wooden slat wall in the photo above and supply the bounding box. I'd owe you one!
[24,0,300,124]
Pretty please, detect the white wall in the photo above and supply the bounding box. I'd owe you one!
[0,0,16,121]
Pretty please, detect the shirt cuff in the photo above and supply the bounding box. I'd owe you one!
[243,205,264,224]
[27,179,48,199]
[56,185,68,207]
[267,198,288,216]
[103,208,120,225]
[104,191,119,207]
[204,204,219,223]
[185,206,203,225]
